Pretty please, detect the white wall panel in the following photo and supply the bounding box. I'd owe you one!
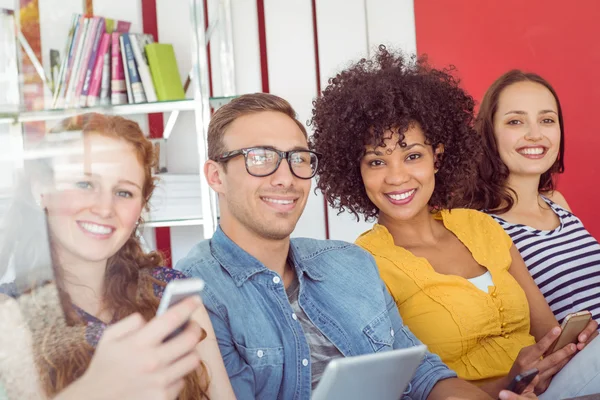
[263,0,325,239]
[366,0,416,55]
[230,0,261,94]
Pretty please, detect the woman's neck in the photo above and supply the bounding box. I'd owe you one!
[505,174,545,214]
[378,207,443,248]
[59,257,108,319]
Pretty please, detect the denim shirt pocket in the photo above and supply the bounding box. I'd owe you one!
[363,310,395,353]
[234,342,285,368]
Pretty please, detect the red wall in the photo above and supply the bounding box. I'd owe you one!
[415,0,600,238]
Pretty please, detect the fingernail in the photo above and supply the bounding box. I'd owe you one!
[581,334,587,342]
[552,327,561,335]
[498,391,509,400]
[570,344,577,352]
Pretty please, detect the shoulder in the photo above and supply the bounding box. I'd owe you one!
[291,237,367,260]
[446,208,512,248]
[543,190,572,211]
[174,239,219,276]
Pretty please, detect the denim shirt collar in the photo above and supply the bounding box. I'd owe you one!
[210,226,324,286]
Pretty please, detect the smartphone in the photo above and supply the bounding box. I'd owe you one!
[545,310,592,355]
[156,278,205,341]
[503,368,539,397]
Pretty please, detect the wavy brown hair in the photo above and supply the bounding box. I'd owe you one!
[310,46,482,220]
[469,70,566,213]
[30,114,209,399]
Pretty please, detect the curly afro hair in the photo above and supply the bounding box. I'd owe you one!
[310,46,482,221]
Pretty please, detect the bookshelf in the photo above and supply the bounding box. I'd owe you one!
[0,0,236,239]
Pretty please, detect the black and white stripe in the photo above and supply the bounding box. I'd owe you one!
[489,197,600,325]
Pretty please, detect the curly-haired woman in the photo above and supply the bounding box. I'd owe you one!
[469,70,600,328]
[311,46,600,399]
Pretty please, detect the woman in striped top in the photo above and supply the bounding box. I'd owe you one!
[471,70,600,326]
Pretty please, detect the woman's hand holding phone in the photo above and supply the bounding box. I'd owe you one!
[576,318,598,351]
[59,296,204,400]
[508,326,576,394]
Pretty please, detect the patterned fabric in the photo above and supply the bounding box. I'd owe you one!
[356,209,536,383]
[79,267,188,347]
[489,196,600,325]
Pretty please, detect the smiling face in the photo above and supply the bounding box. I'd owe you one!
[43,134,145,267]
[360,123,442,223]
[493,81,561,178]
[207,111,311,241]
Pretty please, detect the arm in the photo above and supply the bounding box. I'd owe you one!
[507,245,558,341]
[428,378,492,400]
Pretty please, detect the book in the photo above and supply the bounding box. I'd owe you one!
[146,43,185,101]
[64,17,90,108]
[73,17,101,107]
[86,32,109,107]
[129,33,157,103]
[110,32,127,105]
[105,18,131,34]
[120,34,146,104]
[99,49,111,105]
[53,14,83,108]
[80,17,106,107]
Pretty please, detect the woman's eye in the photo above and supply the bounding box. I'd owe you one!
[368,159,384,167]
[406,153,422,161]
[507,120,522,125]
[541,118,555,124]
[75,181,93,190]
[116,190,133,198]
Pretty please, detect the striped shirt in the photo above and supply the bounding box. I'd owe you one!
[489,196,600,325]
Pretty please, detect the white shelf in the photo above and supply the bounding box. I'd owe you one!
[142,218,205,228]
[0,99,197,124]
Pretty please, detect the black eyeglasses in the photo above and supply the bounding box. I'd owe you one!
[215,147,321,179]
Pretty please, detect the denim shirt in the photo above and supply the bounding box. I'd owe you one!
[177,227,456,400]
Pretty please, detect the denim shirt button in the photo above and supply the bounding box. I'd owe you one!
[302,359,309,366]
[292,313,298,320]
[390,329,395,337]
[272,276,281,284]
[257,350,264,358]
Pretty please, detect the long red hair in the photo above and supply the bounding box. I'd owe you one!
[36,113,208,399]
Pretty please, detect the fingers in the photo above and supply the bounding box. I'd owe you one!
[155,320,203,367]
[164,379,186,400]
[136,296,202,346]
[578,319,598,344]
[101,313,146,341]
[537,344,574,381]
[534,326,562,356]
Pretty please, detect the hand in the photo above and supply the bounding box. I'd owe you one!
[71,296,205,400]
[508,327,576,394]
[576,317,598,351]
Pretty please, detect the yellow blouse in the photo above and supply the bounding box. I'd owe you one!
[356,209,536,383]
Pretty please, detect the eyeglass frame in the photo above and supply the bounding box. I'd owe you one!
[214,146,322,179]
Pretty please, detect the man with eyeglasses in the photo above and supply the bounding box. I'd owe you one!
[176,93,529,400]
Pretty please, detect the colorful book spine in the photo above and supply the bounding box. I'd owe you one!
[129,33,157,103]
[146,43,185,101]
[54,14,84,108]
[120,34,146,104]
[110,32,127,105]
[80,18,106,107]
[86,33,110,107]
[64,17,90,108]
[99,50,111,105]
[73,17,100,107]
[52,13,78,108]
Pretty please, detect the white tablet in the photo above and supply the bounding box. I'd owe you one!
[312,345,427,400]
